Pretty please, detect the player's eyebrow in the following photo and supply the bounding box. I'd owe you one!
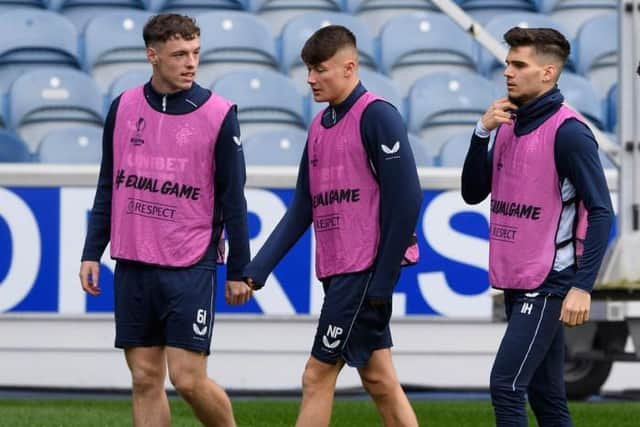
[506,59,527,67]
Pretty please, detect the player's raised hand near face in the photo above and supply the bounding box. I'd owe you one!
[225,280,253,305]
[481,98,519,131]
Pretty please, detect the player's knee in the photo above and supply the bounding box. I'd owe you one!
[489,375,505,399]
[170,373,198,403]
[301,362,333,392]
[301,365,322,391]
[130,364,164,394]
[490,376,526,405]
[361,372,395,400]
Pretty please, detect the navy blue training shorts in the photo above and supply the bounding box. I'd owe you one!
[113,260,217,354]
[311,271,393,367]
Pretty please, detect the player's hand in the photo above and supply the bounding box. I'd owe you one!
[481,98,518,131]
[79,261,101,296]
[244,276,256,289]
[560,287,591,327]
[225,280,253,305]
[243,276,264,291]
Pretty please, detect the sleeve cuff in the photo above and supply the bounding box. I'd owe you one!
[242,267,266,290]
[570,285,592,295]
[474,120,491,139]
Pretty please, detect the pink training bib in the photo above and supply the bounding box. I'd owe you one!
[489,105,587,289]
[110,85,232,267]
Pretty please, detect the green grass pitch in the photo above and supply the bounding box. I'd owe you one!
[0,398,638,426]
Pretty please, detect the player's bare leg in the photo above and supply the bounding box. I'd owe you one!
[295,356,344,427]
[358,348,418,427]
[166,347,236,427]
[125,346,171,427]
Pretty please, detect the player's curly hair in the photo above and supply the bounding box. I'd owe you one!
[143,14,200,46]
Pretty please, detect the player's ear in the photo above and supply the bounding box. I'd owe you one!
[147,45,159,66]
[343,58,356,78]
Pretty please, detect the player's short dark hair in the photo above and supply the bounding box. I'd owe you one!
[143,14,200,46]
[503,27,570,65]
[301,25,357,66]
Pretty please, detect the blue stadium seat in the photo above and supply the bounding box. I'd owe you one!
[243,128,307,166]
[196,11,278,89]
[358,69,404,117]
[491,73,509,96]
[459,0,536,24]
[212,69,306,138]
[537,0,617,38]
[558,71,605,130]
[439,132,472,167]
[0,130,32,162]
[606,83,617,133]
[158,0,245,14]
[380,12,478,97]
[309,69,405,121]
[408,133,435,167]
[0,102,6,129]
[575,13,617,98]
[0,10,80,94]
[408,71,494,154]
[83,11,153,93]
[247,0,343,35]
[480,13,571,78]
[146,0,165,10]
[51,0,148,31]
[347,0,439,36]
[534,0,558,11]
[9,68,104,152]
[0,0,46,13]
[37,126,102,163]
[280,12,377,94]
[108,69,151,101]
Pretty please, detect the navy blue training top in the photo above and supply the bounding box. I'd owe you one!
[243,82,423,299]
[81,81,250,280]
[461,86,613,295]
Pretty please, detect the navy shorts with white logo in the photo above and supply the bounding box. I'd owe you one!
[113,260,217,354]
[311,271,393,368]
